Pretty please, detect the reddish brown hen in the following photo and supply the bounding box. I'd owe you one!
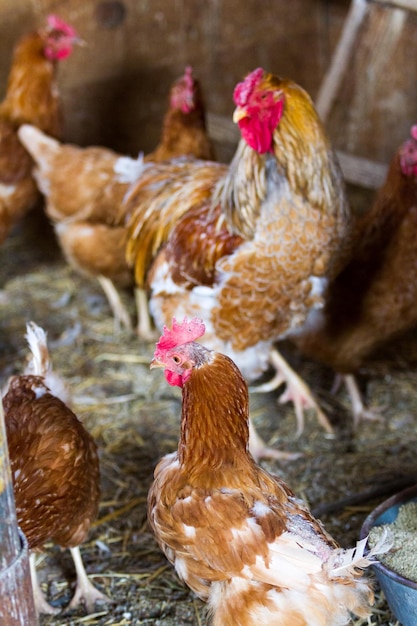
[295,125,417,425]
[17,66,213,333]
[0,15,79,244]
[147,65,213,163]
[125,68,352,454]
[148,317,389,626]
[3,322,108,614]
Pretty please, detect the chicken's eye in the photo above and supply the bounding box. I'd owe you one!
[172,355,181,364]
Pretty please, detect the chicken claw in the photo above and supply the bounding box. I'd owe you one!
[251,348,333,437]
[248,420,302,462]
[68,547,112,613]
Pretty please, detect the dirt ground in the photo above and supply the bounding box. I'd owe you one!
[1,201,416,626]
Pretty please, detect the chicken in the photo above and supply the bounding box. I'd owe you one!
[17,66,213,333]
[125,67,352,451]
[148,317,388,626]
[147,65,214,163]
[294,124,417,425]
[0,15,80,244]
[2,322,109,614]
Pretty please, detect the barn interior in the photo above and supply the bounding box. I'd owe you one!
[1,1,417,625]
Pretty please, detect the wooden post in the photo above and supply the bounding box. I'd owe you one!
[0,398,38,626]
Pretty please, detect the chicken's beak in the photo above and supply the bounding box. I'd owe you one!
[233,106,247,124]
[150,358,164,370]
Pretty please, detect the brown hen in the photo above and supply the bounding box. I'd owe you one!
[3,322,108,614]
[0,15,79,244]
[125,68,352,454]
[148,317,389,626]
[295,125,417,425]
[17,66,213,333]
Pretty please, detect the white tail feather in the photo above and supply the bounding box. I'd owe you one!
[18,124,60,162]
[326,528,393,577]
[25,321,50,377]
[113,152,147,184]
[24,322,72,405]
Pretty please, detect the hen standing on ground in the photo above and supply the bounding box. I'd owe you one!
[295,125,417,425]
[18,66,213,333]
[125,68,352,452]
[148,317,387,626]
[0,15,79,244]
[2,322,109,614]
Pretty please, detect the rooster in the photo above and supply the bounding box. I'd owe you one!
[0,15,80,244]
[2,322,109,614]
[125,67,352,453]
[294,124,417,425]
[17,66,213,333]
[148,317,389,626]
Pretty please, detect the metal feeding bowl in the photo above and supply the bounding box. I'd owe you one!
[360,484,417,626]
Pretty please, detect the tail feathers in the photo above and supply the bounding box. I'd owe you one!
[24,321,50,377]
[326,528,393,578]
[24,321,72,406]
[114,152,148,184]
[17,124,60,166]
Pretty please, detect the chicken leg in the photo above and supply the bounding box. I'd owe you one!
[251,347,333,437]
[29,552,60,615]
[68,546,111,612]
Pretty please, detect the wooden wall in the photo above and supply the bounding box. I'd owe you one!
[0,0,416,174]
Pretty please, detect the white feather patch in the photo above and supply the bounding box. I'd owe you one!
[326,528,393,577]
[114,153,147,184]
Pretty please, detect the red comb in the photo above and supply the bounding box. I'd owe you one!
[47,14,77,37]
[411,125,417,141]
[154,317,206,357]
[233,67,264,107]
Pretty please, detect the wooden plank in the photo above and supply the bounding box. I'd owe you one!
[373,0,417,11]
[315,0,369,122]
[336,151,387,188]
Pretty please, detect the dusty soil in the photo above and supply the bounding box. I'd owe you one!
[1,204,416,626]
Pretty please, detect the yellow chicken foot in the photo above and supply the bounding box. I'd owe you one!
[250,348,333,437]
[97,275,133,333]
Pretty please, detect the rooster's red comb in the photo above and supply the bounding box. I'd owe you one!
[154,317,206,357]
[233,67,264,107]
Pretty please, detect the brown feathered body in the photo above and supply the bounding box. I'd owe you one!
[17,128,135,289]
[2,321,106,614]
[295,127,417,375]
[149,335,376,626]
[16,67,213,327]
[0,25,74,243]
[126,71,351,380]
[3,375,100,551]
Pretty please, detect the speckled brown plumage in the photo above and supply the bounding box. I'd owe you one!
[127,71,351,388]
[3,374,100,551]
